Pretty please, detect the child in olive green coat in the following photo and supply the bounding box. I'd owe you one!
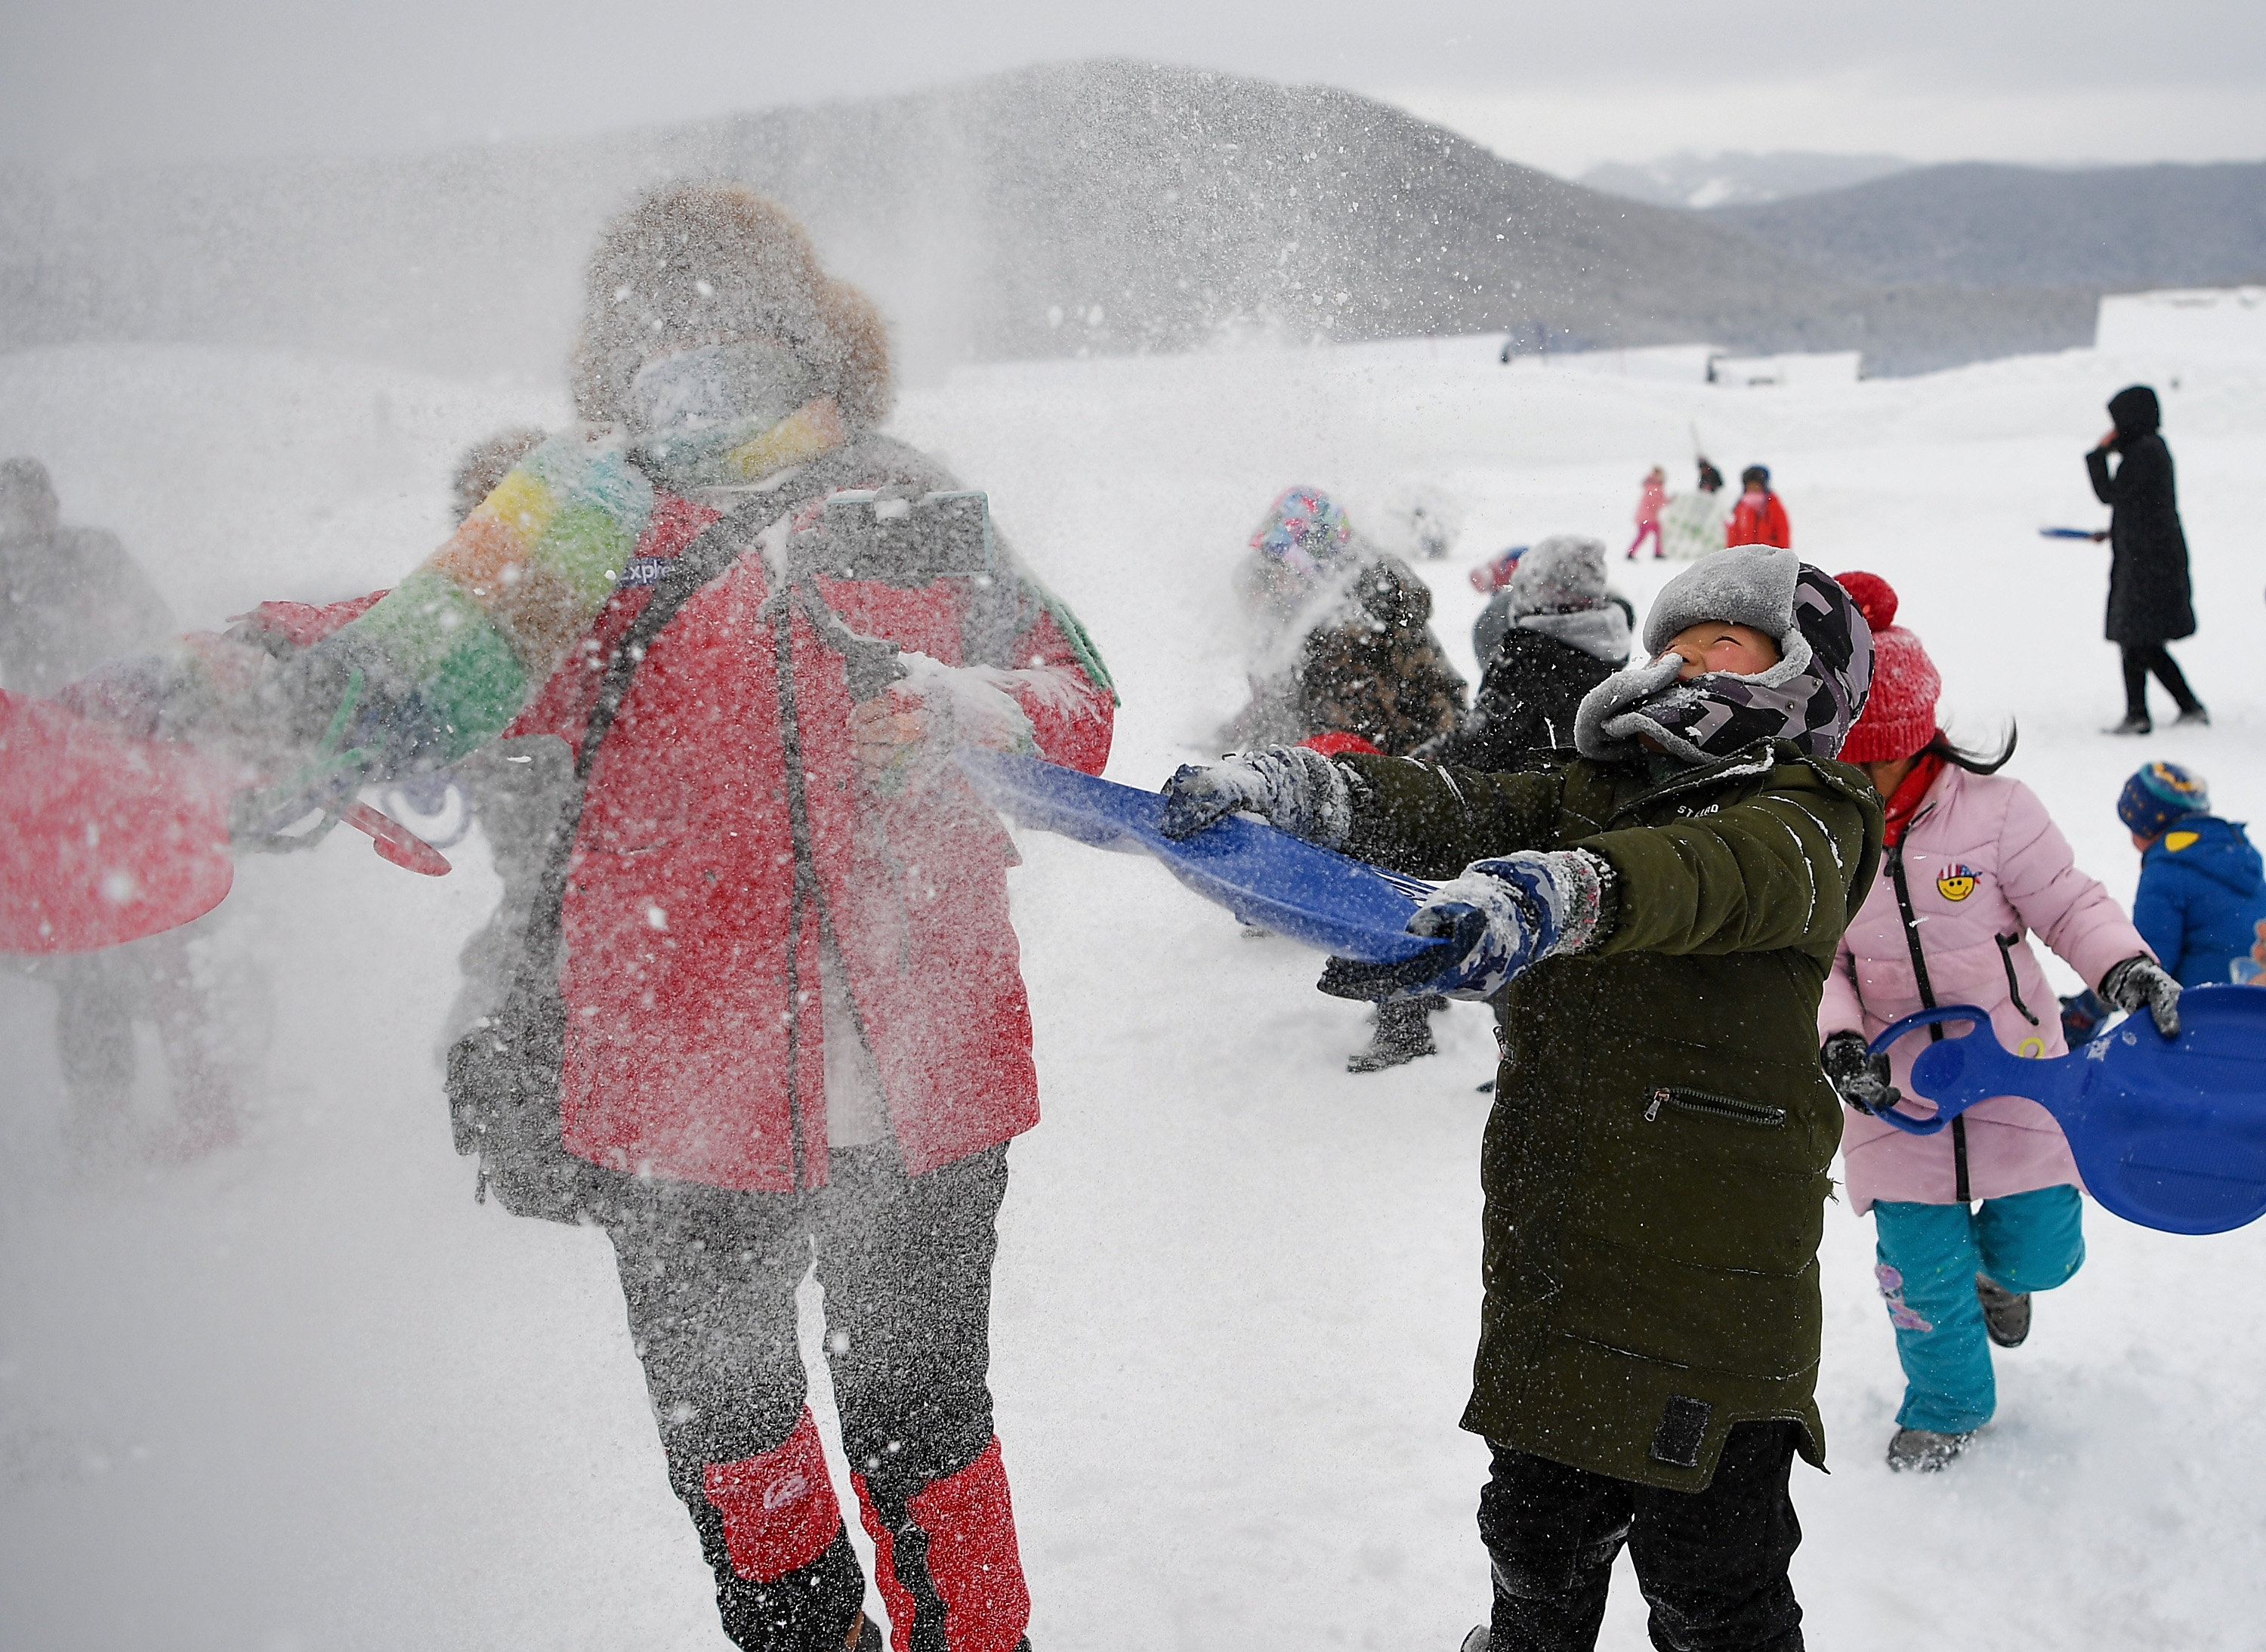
[1165,546,1882,1652]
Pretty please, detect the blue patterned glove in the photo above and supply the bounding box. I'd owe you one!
[1159,745,1353,845]
[1318,849,1614,1002]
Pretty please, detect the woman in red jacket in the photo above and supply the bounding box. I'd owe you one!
[134,186,1114,1652]
[476,187,1114,1652]
[1727,464,1792,548]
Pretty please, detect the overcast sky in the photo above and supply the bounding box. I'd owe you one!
[3,0,2259,178]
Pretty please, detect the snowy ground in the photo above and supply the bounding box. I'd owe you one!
[4,312,2264,1650]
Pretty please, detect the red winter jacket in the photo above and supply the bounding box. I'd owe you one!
[520,443,1111,1192]
[268,439,1113,1194]
[1726,490,1791,549]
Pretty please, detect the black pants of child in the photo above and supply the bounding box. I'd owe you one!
[1478,1422,1804,1652]
[602,1142,1028,1652]
[2122,644,2201,721]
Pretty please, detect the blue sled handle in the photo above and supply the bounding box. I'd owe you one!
[1858,1005,2001,1136]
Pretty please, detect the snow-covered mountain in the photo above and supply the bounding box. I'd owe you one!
[1708,159,2266,290]
[0,60,2092,381]
[1579,150,1916,211]
[3,296,2264,1648]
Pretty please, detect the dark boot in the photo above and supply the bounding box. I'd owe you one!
[1886,1427,1973,1472]
[1348,997,1440,1073]
[2103,714,2151,736]
[1976,1274,2032,1348]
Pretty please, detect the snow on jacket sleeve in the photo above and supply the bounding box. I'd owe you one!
[1337,755,1567,879]
[1581,760,1873,964]
[993,597,1114,777]
[1994,777,2150,990]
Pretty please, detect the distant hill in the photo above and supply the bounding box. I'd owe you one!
[0,60,2095,381]
[1579,150,1916,212]
[1708,161,2266,289]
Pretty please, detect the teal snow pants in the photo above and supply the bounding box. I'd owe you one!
[1872,1185,2085,1434]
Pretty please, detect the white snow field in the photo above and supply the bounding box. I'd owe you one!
[3,301,2264,1651]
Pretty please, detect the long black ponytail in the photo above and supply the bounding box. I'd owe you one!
[1926,721,2017,775]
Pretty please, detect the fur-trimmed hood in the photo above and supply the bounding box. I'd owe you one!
[569,184,891,431]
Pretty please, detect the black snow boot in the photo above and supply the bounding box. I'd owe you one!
[1976,1274,2032,1348]
[1348,997,1440,1073]
[2104,713,2152,736]
[1886,1427,1973,1472]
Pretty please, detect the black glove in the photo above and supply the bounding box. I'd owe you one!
[1820,1030,1899,1114]
[2101,955,2182,1039]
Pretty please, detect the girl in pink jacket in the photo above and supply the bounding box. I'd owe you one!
[1625,465,1667,559]
[1818,573,2179,1473]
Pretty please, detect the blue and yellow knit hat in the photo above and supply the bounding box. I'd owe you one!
[2118,761,2209,838]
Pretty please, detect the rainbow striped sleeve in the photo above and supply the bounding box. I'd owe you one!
[310,431,655,770]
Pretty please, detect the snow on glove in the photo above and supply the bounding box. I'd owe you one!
[1317,848,1613,1003]
[2101,954,2183,1039]
[1820,1030,1900,1114]
[854,654,1039,798]
[1159,745,1352,845]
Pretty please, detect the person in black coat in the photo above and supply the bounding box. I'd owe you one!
[1419,534,1632,771]
[2087,384,2205,733]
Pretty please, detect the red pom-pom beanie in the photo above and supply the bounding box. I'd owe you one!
[1836,571,1940,764]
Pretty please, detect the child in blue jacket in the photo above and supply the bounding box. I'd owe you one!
[2120,762,2266,986]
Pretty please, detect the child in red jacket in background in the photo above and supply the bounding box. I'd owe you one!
[1728,465,1792,548]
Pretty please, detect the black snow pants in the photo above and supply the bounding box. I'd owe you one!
[602,1143,1028,1652]
[1477,1422,1804,1652]
[2120,644,2202,721]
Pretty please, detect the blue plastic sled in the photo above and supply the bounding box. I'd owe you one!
[2038,526,2104,540]
[955,749,1447,965]
[1866,989,2266,1235]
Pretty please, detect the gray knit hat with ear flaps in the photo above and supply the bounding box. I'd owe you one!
[1573,545,1873,764]
[1504,534,1610,618]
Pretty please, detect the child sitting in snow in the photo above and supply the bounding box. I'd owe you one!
[1163,545,1883,1650]
[2120,761,2266,986]
[1818,571,2180,1474]
[1224,486,1465,758]
[1223,486,1468,1072]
